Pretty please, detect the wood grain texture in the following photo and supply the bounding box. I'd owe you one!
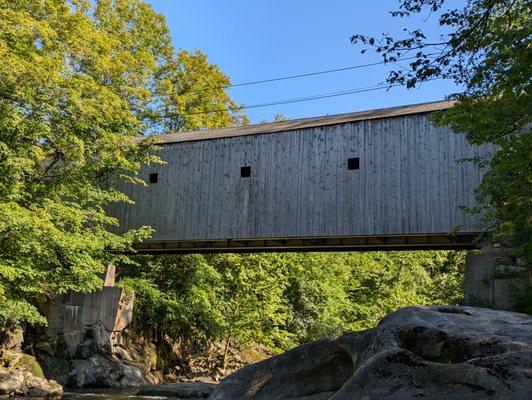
[109,112,493,242]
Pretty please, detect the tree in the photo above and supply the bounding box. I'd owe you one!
[206,254,289,370]
[118,250,465,371]
[259,114,290,124]
[280,253,353,344]
[345,251,464,329]
[151,50,248,133]
[118,254,226,342]
[117,253,291,373]
[351,0,531,260]
[0,0,244,331]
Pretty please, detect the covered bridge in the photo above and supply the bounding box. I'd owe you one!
[109,101,492,253]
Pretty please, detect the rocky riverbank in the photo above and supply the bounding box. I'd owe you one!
[0,363,62,398]
[3,305,530,399]
[212,306,532,400]
[34,323,171,388]
[28,272,240,389]
[0,329,62,398]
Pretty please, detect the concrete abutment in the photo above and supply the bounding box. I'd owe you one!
[464,242,531,310]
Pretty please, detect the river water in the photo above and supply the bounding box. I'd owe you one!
[62,388,202,400]
[62,389,163,400]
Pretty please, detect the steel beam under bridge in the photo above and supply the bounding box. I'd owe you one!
[132,233,478,254]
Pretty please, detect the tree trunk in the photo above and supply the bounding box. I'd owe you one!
[222,333,232,375]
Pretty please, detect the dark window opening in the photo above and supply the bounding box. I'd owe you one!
[149,172,158,184]
[63,292,73,305]
[347,157,360,170]
[241,166,251,178]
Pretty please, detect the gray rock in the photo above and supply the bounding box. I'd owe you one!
[0,367,62,398]
[74,339,99,359]
[20,372,63,398]
[57,330,86,359]
[138,382,218,398]
[4,328,23,351]
[51,322,114,360]
[90,320,114,351]
[0,370,24,394]
[113,345,134,362]
[37,353,71,385]
[211,306,532,400]
[35,341,55,357]
[39,330,167,388]
[67,354,150,388]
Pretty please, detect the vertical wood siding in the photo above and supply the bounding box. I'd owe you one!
[110,113,492,241]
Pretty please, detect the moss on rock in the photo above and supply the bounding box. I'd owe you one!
[20,354,44,379]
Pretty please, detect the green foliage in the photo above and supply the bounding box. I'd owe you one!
[118,251,465,357]
[0,0,244,330]
[207,254,290,352]
[345,251,465,330]
[117,255,226,341]
[510,284,532,315]
[0,297,46,327]
[151,49,249,132]
[118,277,184,331]
[259,114,290,124]
[279,253,352,344]
[351,0,531,261]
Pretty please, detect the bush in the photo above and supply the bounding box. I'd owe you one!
[117,251,465,356]
[511,284,532,315]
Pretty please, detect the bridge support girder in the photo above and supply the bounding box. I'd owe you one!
[131,233,478,254]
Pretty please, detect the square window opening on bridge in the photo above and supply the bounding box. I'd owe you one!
[241,166,251,178]
[149,172,158,184]
[347,157,360,170]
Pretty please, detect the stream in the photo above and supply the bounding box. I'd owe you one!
[63,388,167,400]
[61,382,216,400]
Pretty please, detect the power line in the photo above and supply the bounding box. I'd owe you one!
[155,82,401,117]
[227,59,415,88]
[153,77,442,117]
[170,54,437,96]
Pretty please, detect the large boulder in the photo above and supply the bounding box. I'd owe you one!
[38,333,171,388]
[0,369,24,394]
[0,360,62,398]
[20,371,63,398]
[46,321,114,360]
[42,353,153,388]
[211,306,532,400]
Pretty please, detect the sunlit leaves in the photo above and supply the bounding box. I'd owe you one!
[118,251,465,360]
[0,0,248,331]
[0,0,164,329]
[352,0,531,260]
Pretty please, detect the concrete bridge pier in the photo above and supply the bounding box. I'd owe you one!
[464,242,531,310]
[44,264,134,357]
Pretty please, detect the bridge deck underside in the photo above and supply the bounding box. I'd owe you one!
[133,233,478,254]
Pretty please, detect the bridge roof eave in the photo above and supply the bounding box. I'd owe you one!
[139,100,456,145]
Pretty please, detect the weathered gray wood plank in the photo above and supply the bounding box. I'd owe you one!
[108,111,494,243]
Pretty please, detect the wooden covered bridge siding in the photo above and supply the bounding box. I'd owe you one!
[111,101,492,253]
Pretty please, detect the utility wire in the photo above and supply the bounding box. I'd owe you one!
[227,59,413,88]
[156,77,442,117]
[170,54,438,96]
[154,82,402,117]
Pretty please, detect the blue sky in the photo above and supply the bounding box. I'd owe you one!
[146,0,461,123]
